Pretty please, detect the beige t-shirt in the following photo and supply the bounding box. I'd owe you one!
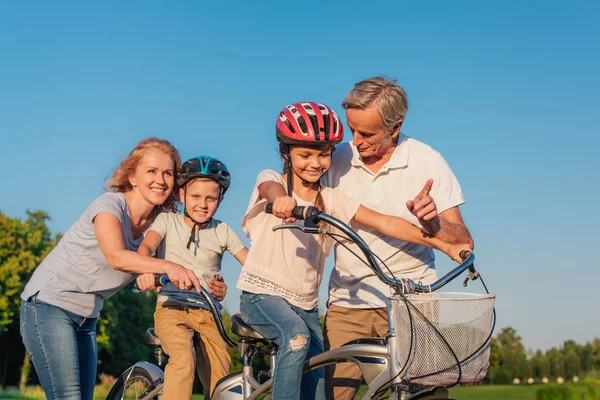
[148,212,246,305]
[236,169,360,310]
[324,136,465,309]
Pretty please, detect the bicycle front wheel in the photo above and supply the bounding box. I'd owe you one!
[106,362,163,400]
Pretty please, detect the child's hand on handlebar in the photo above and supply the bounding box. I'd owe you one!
[166,263,202,292]
[208,274,228,301]
[272,196,298,222]
[136,273,159,291]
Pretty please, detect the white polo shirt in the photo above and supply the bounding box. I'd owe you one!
[323,134,465,309]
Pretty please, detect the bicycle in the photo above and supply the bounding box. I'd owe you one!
[107,205,495,400]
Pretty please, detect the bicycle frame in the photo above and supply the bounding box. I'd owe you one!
[110,206,480,400]
[210,207,478,399]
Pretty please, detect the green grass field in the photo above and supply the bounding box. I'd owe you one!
[0,383,589,399]
[0,385,542,400]
[450,384,539,399]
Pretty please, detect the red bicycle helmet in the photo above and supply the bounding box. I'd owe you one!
[276,102,344,146]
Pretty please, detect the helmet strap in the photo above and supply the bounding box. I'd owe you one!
[183,185,212,250]
[286,157,294,196]
[286,156,319,197]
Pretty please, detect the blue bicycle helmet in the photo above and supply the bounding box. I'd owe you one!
[178,156,231,193]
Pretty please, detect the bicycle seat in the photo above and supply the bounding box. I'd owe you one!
[145,328,161,345]
[230,315,265,339]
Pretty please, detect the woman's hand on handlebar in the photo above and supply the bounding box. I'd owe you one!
[166,263,202,292]
[271,196,298,222]
[136,273,159,291]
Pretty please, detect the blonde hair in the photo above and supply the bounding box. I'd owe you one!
[342,76,409,131]
[105,137,182,212]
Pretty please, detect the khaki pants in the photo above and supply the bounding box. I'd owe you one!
[323,305,388,400]
[154,302,231,400]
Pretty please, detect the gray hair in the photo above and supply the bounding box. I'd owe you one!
[342,76,409,131]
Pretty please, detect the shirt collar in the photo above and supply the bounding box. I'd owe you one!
[349,133,409,169]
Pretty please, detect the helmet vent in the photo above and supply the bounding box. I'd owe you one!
[308,114,320,139]
[323,115,330,140]
[333,116,338,136]
[284,118,296,133]
[297,115,308,134]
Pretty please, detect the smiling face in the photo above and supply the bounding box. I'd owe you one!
[346,107,401,160]
[128,149,175,206]
[179,178,222,223]
[288,145,333,184]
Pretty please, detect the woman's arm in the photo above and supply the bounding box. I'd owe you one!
[352,205,471,262]
[94,212,201,291]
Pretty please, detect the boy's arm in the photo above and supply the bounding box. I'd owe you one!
[233,247,248,265]
[138,230,162,256]
[136,230,164,291]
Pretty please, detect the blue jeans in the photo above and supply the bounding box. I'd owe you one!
[240,292,325,400]
[20,294,98,400]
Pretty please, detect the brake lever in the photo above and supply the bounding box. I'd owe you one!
[272,224,327,234]
[462,266,480,287]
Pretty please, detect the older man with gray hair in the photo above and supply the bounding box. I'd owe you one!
[323,76,473,400]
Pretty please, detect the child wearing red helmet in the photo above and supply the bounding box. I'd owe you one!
[236,102,470,400]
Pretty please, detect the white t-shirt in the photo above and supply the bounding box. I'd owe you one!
[324,135,465,309]
[236,169,360,310]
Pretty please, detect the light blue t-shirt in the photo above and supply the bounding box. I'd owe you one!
[21,192,142,318]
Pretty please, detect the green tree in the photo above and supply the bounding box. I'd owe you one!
[530,349,549,379]
[0,210,58,387]
[546,347,565,379]
[222,310,243,373]
[581,343,594,372]
[96,286,158,377]
[563,349,581,378]
[493,327,529,381]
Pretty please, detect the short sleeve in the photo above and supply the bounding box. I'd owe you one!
[427,154,465,213]
[224,224,246,255]
[147,212,170,239]
[241,169,284,236]
[322,188,361,225]
[88,192,125,224]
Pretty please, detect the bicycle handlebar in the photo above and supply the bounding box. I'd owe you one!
[264,203,477,294]
[153,275,238,349]
[264,203,320,221]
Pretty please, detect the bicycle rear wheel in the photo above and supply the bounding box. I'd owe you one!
[106,364,163,400]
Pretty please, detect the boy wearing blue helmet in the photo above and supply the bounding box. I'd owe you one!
[136,156,248,400]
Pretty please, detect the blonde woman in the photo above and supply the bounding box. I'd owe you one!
[20,137,200,400]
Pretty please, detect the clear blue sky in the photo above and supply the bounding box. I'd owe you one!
[1,1,598,351]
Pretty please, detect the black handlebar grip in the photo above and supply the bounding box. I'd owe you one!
[459,250,471,261]
[264,203,308,220]
[154,275,170,287]
[291,207,306,220]
[265,203,274,214]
